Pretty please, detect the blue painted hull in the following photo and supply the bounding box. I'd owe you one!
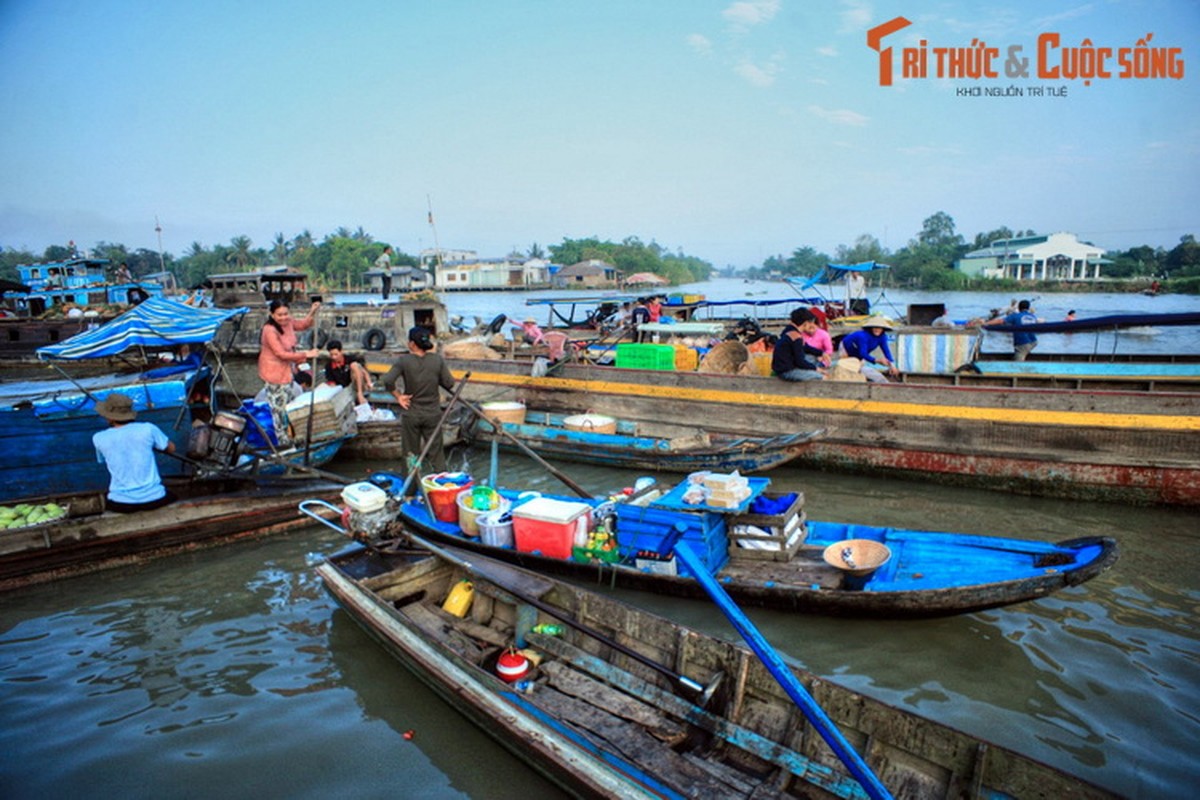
[392,483,1118,618]
[0,372,200,503]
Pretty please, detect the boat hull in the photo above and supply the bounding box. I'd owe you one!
[394,495,1119,618]
[0,477,343,590]
[318,543,1120,798]
[435,357,1200,506]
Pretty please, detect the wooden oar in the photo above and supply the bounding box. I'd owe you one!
[455,396,592,499]
[408,532,722,706]
[662,524,892,800]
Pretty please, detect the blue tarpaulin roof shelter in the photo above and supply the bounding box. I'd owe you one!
[37,297,248,360]
[785,261,891,293]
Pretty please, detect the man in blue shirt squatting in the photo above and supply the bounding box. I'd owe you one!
[92,393,176,512]
[983,299,1039,361]
[772,308,827,382]
[837,315,901,383]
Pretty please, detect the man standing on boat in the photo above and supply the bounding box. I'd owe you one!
[381,326,455,474]
[92,394,176,513]
[984,299,1039,361]
[376,246,394,300]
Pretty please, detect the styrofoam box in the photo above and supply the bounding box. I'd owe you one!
[287,384,353,416]
[512,498,592,560]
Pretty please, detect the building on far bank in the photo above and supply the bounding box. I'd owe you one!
[552,259,619,289]
[956,232,1111,281]
[420,249,552,290]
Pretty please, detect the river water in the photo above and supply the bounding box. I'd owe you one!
[2,281,1198,799]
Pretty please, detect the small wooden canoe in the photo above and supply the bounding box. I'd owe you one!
[316,541,1119,799]
[0,476,343,590]
[467,409,823,473]
[386,477,1118,618]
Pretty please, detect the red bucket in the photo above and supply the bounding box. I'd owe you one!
[422,474,473,524]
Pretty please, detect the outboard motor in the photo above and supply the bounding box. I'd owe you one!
[341,480,398,541]
[202,411,247,470]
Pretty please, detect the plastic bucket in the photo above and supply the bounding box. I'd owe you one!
[478,510,514,548]
[457,489,510,537]
[422,474,473,524]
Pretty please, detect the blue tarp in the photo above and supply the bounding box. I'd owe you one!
[36,297,248,360]
[785,261,891,292]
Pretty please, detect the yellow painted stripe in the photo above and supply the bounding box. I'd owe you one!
[449,369,1200,433]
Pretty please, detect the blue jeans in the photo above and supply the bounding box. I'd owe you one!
[777,368,823,382]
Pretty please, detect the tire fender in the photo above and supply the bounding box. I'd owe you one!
[363,328,387,351]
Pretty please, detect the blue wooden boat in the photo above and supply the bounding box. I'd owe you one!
[315,541,1120,798]
[0,297,346,502]
[467,409,822,473]
[330,474,1118,618]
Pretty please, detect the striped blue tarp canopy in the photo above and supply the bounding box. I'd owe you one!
[37,297,248,360]
[785,261,890,292]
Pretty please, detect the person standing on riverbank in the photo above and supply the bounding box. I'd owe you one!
[258,299,321,446]
[381,326,455,474]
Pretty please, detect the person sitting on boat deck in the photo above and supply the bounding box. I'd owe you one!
[324,339,374,406]
[799,308,834,367]
[92,393,176,513]
[257,298,321,447]
[837,316,900,383]
[983,299,1039,361]
[514,317,545,346]
[772,308,826,382]
[381,326,456,475]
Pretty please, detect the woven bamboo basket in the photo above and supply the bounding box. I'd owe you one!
[479,401,526,427]
[698,341,748,374]
[822,539,892,576]
[563,413,617,435]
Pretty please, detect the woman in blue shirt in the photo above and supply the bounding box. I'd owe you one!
[837,316,900,383]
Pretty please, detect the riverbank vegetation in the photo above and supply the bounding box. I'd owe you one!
[2,212,1196,293]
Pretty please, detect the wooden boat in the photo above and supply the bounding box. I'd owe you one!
[337,416,462,461]
[465,409,822,473]
[419,355,1200,507]
[0,476,343,590]
[316,540,1119,798]
[336,474,1119,618]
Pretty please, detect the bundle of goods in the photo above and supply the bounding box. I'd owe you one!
[679,470,752,509]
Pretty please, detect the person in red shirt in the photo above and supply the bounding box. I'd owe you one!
[257,299,321,446]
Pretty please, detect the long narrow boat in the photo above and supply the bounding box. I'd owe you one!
[410,356,1200,506]
[0,476,343,591]
[467,409,822,473]
[316,541,1119,798]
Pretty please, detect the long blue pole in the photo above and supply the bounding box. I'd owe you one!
[669,532,893,800]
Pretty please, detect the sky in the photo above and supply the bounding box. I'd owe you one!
[1,0,1197,268]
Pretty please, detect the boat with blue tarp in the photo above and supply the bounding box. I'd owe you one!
[316,474,1119,618]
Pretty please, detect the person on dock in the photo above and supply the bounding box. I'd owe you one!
[324,339,374,406]
[381,326,456,475]
[92,394,176,513]
[772,308,826,382]
[837,316,900,382]
[984,299,1039,360]
[258,299,322,447]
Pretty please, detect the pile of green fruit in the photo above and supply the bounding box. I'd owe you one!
[0,503,67,528]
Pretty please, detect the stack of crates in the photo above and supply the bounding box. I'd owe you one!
[615,343,676,371]
[673,345,699,371]
[614,502,728,578]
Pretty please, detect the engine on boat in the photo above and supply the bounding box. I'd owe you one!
[187,411,246,472]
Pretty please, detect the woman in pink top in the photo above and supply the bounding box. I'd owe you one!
[257,299,321,446]
[646,296,663,323]
[800,319,834,366]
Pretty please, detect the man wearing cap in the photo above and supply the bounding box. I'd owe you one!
[92,394,176,512]
[381,326,455,473]
[837,316,900,382]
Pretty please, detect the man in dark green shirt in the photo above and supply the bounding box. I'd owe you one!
[381,326,455,472]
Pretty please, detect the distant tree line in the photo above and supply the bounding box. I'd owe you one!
[2,214,1196,292]
[750,211,1200,293]
[0,229,713,290]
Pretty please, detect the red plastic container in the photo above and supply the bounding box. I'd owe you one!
[512,497,591,560]
[422,474,473,524]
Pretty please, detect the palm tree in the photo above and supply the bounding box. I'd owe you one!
[527,243,545,259]
[291,230,314,254]
[272,233,289,265]
[227,236,254,269]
